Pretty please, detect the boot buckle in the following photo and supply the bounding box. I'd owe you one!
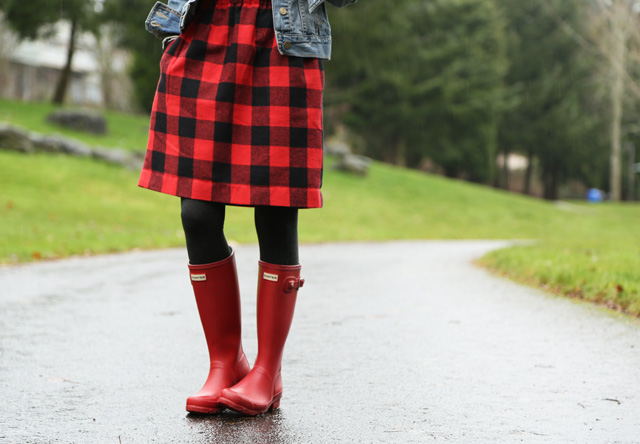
[284,277,305,292]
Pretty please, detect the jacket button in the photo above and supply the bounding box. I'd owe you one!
[284,41,291,50]
[279,7,287,15]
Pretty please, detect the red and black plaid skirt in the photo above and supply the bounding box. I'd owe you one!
[139,0,324,208]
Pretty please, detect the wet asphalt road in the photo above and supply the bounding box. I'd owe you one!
[1,241,639,444]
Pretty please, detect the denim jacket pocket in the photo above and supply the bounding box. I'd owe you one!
[145,2,182,38]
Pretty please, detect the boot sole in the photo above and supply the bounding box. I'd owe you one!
[186,403,223,414]
[218,393,282,416]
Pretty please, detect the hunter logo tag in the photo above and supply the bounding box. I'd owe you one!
[191,274,207,281]
[263,272,279,282]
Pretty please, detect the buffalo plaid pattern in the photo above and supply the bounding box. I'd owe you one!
[139,0,325,208]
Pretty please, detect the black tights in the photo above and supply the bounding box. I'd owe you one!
[180,198,299,266]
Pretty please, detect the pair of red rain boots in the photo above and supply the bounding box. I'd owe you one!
[186,249,304,416]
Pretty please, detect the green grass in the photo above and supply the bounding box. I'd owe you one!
[478,204,640,317]
[0,150,561,263]
[1,98,639,317]
[1,146,569,261]
[310,161,574,241]
[0,98,150,152]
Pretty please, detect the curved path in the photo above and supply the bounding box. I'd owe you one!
[1,241,639,443]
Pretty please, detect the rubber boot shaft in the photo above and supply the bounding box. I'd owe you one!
[218,261,303,415]
[186,250,250,413]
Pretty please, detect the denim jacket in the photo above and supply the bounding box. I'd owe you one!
[145,0,357,60]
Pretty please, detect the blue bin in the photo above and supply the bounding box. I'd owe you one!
[587,188,603,203]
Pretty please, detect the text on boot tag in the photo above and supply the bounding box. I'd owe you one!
[191,274,207,281]
[263,272,279,282]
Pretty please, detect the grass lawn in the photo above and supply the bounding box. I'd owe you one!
[1,98,639,317]
[0,150,564,263]
[478,204,640,317]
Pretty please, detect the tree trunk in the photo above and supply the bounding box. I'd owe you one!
[394,137,407,166]
[609,14,626,202]
[95,25,118,109]
[492,162,500,189]
[523,149,533,195]
[52,18,78,105]
[542,168,559,200]
[502,147,510,190]
[542,171,551,200]
[628,142,636,201]
[98,33,113,108]
[492,147,509,189]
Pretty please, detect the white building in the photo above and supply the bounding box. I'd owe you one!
[0,17,133,110]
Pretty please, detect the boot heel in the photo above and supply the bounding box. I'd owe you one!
[270,392,282,410]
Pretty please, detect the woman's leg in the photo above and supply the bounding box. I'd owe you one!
[218,206,303,415]
[180,198,249,414]
[180,197,230,264]
[254,206,299,265]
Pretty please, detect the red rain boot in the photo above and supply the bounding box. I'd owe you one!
[218,261,304,416]
[185,250,250,414]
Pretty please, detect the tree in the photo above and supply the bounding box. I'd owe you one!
[497,0,606,199]
[585,0,640,200]
[102,0,165,112]
[0,13,19,97]
[529,0,640,200]
[326,0,508,183]
[0,0,99,105]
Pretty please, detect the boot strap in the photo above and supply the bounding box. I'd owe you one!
[284,277,305,293]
